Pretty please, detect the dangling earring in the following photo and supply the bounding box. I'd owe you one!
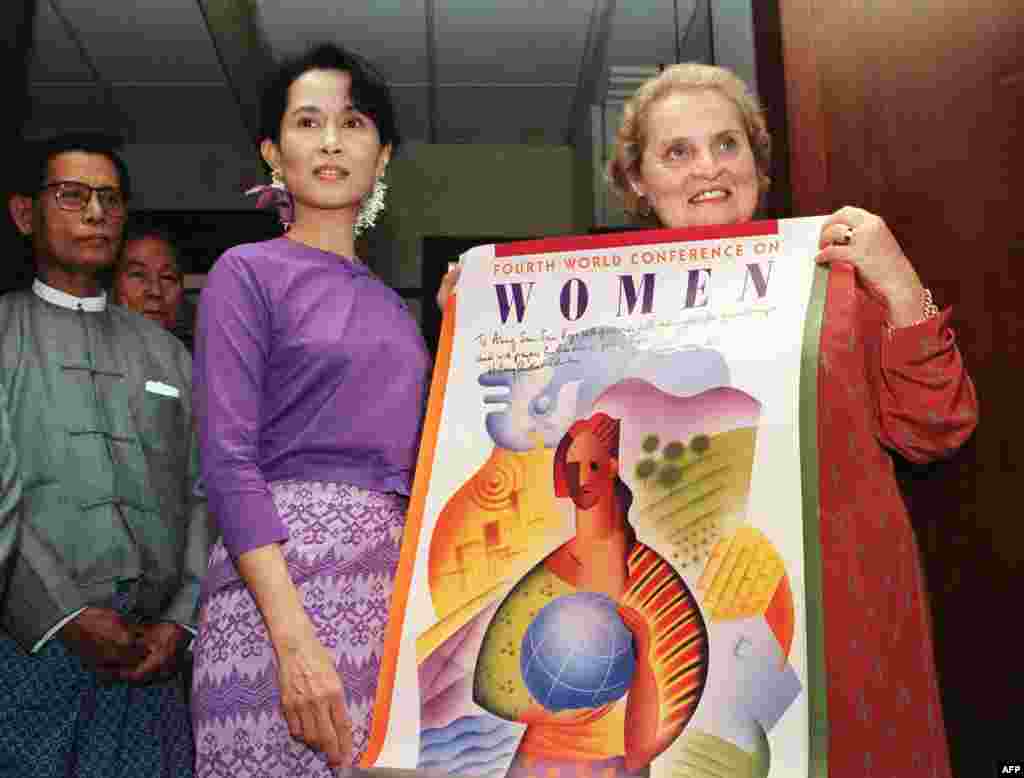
[630,182,651,216]
[634,191,653,217]
[354,177,388,236]
[271,168,287,191]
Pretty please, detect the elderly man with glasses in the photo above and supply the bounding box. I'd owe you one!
[0,134,208,777]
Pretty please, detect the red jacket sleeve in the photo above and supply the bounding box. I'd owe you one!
[873,307,978,463]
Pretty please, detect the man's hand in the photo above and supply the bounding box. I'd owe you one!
[60,607,149,673]
[118,622,188,684]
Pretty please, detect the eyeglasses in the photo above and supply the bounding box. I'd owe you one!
[40,181,127,215]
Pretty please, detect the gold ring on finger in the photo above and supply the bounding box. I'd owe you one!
[835,225,855,246]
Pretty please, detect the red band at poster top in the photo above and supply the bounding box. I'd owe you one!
[495,220,779,258]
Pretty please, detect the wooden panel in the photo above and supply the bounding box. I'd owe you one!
[750,0,791,218]
[775,0,829,215]
[772,0,1024,773]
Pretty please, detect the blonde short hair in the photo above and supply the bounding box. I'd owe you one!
[606,63,772,217]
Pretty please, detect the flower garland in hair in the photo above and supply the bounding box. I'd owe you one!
[354,177,388,237]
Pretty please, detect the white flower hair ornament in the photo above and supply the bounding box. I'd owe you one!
[354,177,388,237]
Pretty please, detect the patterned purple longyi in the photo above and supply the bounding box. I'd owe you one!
[191,479,407,777]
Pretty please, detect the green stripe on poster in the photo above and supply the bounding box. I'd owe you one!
[800,263,830,778]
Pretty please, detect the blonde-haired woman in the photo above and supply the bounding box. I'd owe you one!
[603,63,977,778]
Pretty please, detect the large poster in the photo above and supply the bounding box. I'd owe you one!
[368,218,829,778]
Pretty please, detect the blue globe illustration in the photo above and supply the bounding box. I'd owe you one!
[520,592,636,712]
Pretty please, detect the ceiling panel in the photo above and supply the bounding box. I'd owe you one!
[255,0,429,84]
[109,84,251,143]
[50,0,226,82]
[435,0,593,84]
[435,85,574,144]
[606,0,686,68]
[23,84,113,139]
[24,82,250,145]
[28,0,94,82]
[22,0,739,153]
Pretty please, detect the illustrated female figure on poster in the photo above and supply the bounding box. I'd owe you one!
[472,413,708,778]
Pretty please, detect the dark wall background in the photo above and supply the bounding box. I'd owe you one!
[766,0,1023,775]
[2,0,38,294]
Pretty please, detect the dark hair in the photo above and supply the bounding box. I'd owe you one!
[121,223,182,275]
[259,43,401,151]
[11,132,132,201]
[100,221,181,292]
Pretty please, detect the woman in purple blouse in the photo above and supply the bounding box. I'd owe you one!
[190,44,430,776]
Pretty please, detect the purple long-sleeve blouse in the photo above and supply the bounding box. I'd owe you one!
[194,237,430,558]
